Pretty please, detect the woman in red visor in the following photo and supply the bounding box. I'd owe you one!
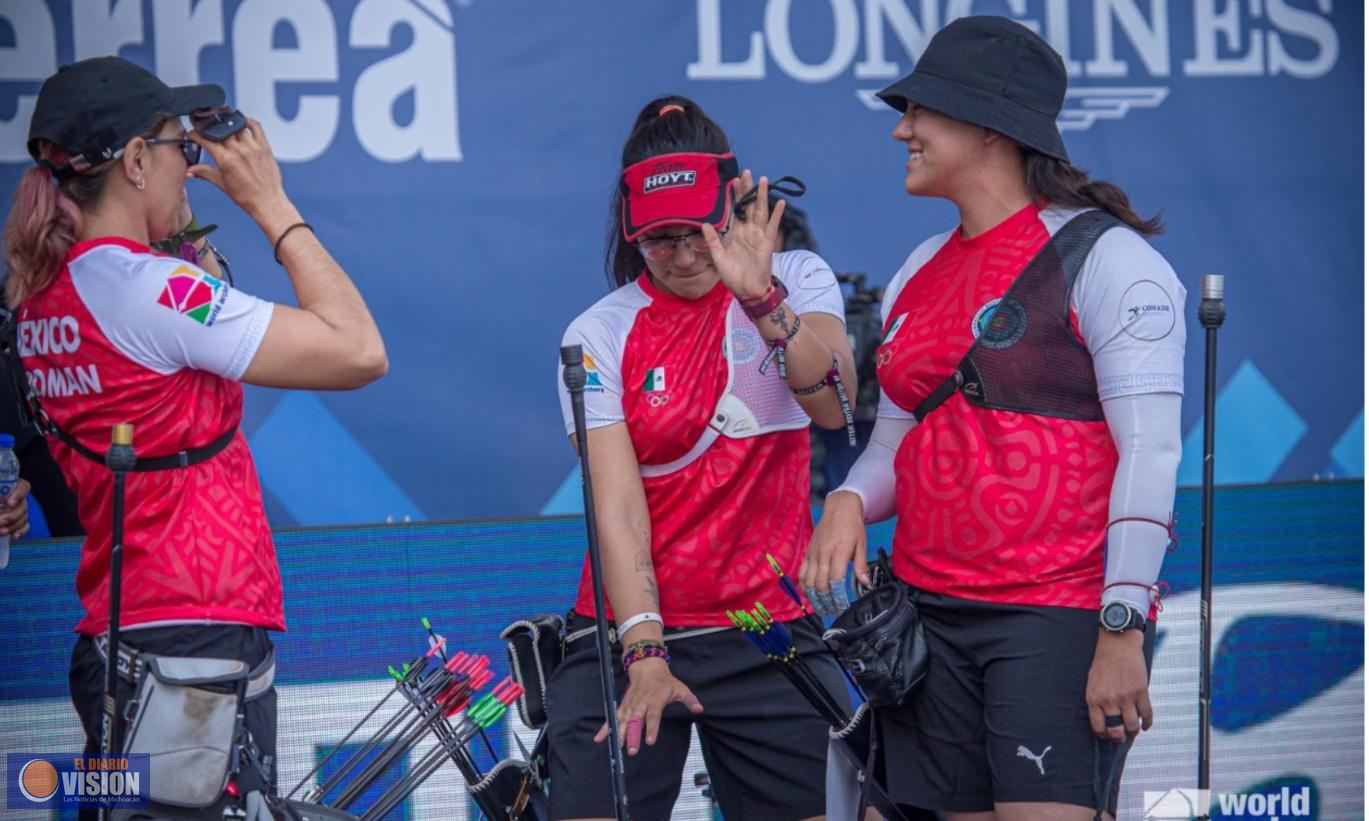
[549,95,858,820]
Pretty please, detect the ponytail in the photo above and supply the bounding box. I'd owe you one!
[1024,151,1163,236]
[3,141,112,307]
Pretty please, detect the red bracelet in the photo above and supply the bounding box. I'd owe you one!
[740,276,789,319]
[1103,580,1171,612]
[1106,514,1179,552]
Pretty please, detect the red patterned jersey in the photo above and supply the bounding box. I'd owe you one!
[875,205,1185,608]
[558,251,845,626]
[18,238,280,635]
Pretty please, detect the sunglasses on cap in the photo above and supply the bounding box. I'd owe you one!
[733,176,806,217]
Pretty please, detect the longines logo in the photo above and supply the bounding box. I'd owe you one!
[0,0,463,163]
[687,0,1341,131]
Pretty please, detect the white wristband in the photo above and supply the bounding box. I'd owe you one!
[617,611,664,636]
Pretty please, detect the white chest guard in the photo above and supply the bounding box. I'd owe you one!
[640,263,812,478]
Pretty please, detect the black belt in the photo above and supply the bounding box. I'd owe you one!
[0,308,237,473]
[54,424,237,472]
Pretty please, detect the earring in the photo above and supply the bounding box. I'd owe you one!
[135,177,145,190]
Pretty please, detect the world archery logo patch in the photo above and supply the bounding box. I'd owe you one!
[971,297,1027,350]
[156,265,228,326]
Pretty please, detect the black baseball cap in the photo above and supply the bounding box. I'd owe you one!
[27,56,224,177]
[876,16,1070,162]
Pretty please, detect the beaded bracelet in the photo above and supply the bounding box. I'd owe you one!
[622,639,670,673]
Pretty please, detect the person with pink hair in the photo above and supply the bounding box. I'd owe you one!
[4,55,386,814]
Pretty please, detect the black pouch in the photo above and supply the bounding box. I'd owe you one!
[822,552,928,708]
[467,757,548,820]
[500,613,565,730]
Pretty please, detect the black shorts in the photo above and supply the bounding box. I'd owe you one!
[68,625,278,821]
[546,613,848,820]
[877,588,1156,815]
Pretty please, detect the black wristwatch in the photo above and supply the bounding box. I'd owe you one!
[1099,601,1147,633]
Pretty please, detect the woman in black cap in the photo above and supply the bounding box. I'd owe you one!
[3,56,386,812]
[548,95,857,820]
[803,16,1186,820]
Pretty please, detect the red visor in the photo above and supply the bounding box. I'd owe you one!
[620,152,741,241]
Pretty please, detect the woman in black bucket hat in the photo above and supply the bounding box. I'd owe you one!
[802,16,1187,820]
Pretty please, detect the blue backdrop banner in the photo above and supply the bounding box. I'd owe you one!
[0,481,1362,818]
[0,1,1362,524]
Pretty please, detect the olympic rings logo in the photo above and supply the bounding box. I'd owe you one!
[647,393,671,407]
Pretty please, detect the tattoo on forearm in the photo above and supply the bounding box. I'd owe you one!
[636,551,660,606]
[768,305,798,337]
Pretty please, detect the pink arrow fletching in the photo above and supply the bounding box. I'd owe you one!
[424,636,447,658]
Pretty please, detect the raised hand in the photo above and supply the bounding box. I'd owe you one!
[701,171,786,302]
[186,119,296,230]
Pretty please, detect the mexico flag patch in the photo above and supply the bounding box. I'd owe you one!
[642,367,667,393]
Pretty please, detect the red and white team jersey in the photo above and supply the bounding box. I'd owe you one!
[876,204,1185,609]
[558,251,845,626]
[18,238,280,635]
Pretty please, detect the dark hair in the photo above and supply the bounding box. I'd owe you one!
[1023,150,1163,236]
[605,95,731,288]
[774,194,818,253]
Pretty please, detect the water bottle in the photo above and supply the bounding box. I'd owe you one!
[0,434,18,569]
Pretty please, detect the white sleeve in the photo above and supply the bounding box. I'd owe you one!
[1101,393,1184,615]
[827,242,944,517]
[831,412,915,522]
[1074,230,1187,612]
[774,250,844,320]
[1073,229,1187,400]
[72,255,273,381]
[557,315,626,437]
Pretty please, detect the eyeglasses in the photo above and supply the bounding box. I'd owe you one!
[636,229,722,260]
[143,137,201,167]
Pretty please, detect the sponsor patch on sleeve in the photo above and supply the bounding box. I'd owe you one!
[155,265,229,326]
[1118,279,1176,341]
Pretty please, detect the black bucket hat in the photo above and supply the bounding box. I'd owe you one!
[27,56,224,178]
[876,16,1070,162]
